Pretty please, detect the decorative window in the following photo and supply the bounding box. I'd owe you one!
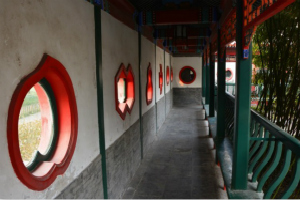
[146,63,153,105]
[115,63,135,120]
[159,64,163,94]
[166,66,170,86]
[171,66,173,82]
[7,54,78,190]
[179,66,196,84]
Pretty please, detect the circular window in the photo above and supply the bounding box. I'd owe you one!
[179,66,196,84]
[7,55,78,190]
[226,69,233,81]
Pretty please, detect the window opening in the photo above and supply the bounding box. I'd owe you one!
[166,66,170,86]
[146,64,153,105]
[179,66,196,84]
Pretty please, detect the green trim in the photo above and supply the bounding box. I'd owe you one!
[94,6,108,199]
[27,78,58,172]
[155,42,158,133]
[216,29,226,139]
[138,31,143,159]
[209,43,215,117]
[163,49,166,117]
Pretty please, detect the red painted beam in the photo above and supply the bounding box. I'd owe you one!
[244,0,295,31]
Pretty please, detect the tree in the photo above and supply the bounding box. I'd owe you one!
[253,1,300,139]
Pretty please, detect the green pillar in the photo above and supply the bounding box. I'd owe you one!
[202,55,205,97]
[203,56,206,99]
[205,49,210,104]
[138,27,143,159]
[232,0,252,190]
[94,6,108,199]
[216,29,226,139]
[209,43,215,117]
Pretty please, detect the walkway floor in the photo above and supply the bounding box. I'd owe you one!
[122,105,228,199]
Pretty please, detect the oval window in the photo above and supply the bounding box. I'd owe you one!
[179,66,196,84]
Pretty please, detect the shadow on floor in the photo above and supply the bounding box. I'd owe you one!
[122,104,228,199]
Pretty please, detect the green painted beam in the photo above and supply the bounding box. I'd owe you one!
[164,48,166,117]
[216,29,226,139]
[94,6,108,199]
[154,42,158,133]
[205,49,210,104]
[202,56,205,97]
[231,0,252,190]
[209,43,215,117]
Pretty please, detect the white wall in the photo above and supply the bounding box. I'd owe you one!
[172,57,202,88]
[101,11,139,148]
[0,0,99,198]
[141,37,156,114]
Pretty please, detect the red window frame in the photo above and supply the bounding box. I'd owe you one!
[146,63,153,105]
[7,54,78,190]
[166,66,170,86]
[159,64,163,94]
[179,66,197,84]
[115,63,135,120]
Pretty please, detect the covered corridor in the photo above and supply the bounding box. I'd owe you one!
[122,103,227,199]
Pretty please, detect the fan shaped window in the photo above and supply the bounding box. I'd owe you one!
[7,55,78,190]
[179,66,196,84]
[115,63,135,120]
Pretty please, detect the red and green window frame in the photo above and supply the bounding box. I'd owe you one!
[7,54,78,190]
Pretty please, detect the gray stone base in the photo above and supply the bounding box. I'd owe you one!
[157,96,166,130]
[142,106,158,158]
[166,90,173,115]
[106,120,141,199]
[55,155,104,199]
[173,88,202,106]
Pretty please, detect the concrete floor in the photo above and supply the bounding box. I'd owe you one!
[122,105,228,199]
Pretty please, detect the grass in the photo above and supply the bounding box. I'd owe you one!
[18,120,42,163]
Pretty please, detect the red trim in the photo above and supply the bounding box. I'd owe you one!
[115,63,135,120]
[34,83,52,154]
[159,64,163,94]
[179,66,197,84]
[146,63,153,105]
[166,66,170,86]
[7,54,78,190]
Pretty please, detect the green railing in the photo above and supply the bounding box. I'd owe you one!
[224,92,300,199]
